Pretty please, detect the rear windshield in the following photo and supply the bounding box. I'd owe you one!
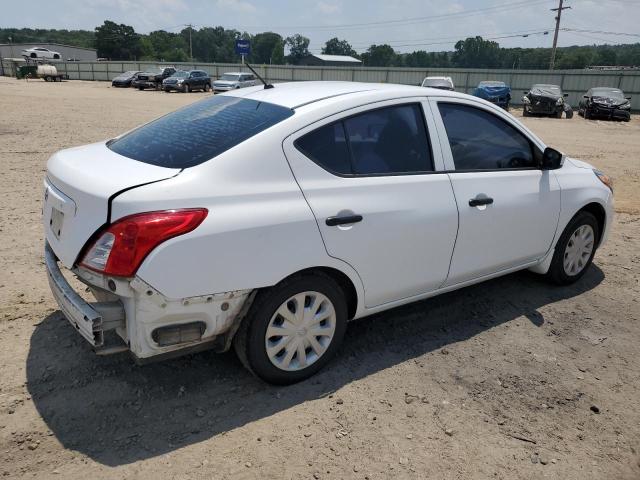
[108,96,294,168]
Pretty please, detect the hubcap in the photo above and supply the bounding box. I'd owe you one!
[563,224,595,276]
[265,291,336,372]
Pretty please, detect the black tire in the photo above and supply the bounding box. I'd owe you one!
[233,272,348,385]
[183,83,190,93]
[53,54,60,59]
[138,86,144,91]
[204,82,211,92]
[565,109,573,119]
[546,211,599,285]
[584,108,591,120]
[30,53,37,59]
[555,110,563,119]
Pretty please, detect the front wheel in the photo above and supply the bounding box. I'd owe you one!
[546,211,599,285]
[204,82,211,92]
[234,273,348,385]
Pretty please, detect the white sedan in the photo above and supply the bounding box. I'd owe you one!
[21,47,61,60]
[43,82,614,384]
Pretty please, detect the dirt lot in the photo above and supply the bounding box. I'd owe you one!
[0,77,639,480]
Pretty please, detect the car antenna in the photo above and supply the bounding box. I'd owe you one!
[244,62,273,89]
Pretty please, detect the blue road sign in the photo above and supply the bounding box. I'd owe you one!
[235,39,251,56]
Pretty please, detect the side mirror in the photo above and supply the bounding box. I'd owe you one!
[541,147,563,170]
[563,93,569,97]
[583,95,589,99]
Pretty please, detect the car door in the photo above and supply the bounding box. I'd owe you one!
[429,97,561,286]
[283,99,459,308]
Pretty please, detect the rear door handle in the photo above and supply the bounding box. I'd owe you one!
[326,215,363,226]
[468,197,494,207]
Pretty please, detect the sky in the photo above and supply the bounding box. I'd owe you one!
[1,0,639,53]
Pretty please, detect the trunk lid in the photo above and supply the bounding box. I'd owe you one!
[44,141,179,267]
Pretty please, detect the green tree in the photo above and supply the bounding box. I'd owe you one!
[95,20,141,60]
[453,36,501,68]
[285,34,310,64]
[322,37,357,57]
[361,44,397,67]
[147,30,188,62]
[250,32,284,64]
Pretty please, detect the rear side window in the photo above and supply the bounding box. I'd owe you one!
[438,103,536,170]
[295,103,433,176]
[108,96,294,168]
[295,123,352,174]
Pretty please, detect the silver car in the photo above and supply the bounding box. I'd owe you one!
[212,72,258,92]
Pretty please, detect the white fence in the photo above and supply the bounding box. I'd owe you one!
[2,58,640,109]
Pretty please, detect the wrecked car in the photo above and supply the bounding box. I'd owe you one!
[578,87,631,121]
[44,82,614,384]
[472,81,511,111]
[523,84,573,118]
[421,76,455,91]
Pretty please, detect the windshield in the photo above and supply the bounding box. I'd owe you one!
[479,81,506,87]
[172,71,189,78]
[220,74,241,81]
[531,84,562,95]
[592,88,625,99]
[121,71,137,76]
[108,96,294,168]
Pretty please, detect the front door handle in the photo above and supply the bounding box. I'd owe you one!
[468,197,494,207]
[326,215,363,226]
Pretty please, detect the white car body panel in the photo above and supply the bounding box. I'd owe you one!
[42,81,614,361]
[44,142,179,267]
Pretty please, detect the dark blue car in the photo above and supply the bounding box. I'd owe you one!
[473,81,512,111]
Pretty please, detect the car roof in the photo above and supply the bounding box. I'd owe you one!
[532,84,560,88]
[222,72,247,75]
[223,81,458,109]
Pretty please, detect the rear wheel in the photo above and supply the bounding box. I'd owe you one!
[565,108,573,119]
[546,211,599,285]
[233,273,348,385]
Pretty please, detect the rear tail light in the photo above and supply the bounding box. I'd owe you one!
[80,209,208,277]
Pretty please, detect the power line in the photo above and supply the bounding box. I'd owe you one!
[228,0,552,31]
[562,28,640,38]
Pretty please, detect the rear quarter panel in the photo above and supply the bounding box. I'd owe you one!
[110,123,365,303]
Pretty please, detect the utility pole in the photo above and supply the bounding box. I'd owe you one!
[549,0,571,70]
[186,24,193,63]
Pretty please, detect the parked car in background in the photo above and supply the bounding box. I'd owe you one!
[111,71,141,88]
[578,87,631,121]
[421,76,455,91]
[523,84,573,118]
[473,81,511,110]
[163,70,212,93]
[133,67,176,90]
[212,72,258,92]
[43,82,614,384]
[21,47,61,60]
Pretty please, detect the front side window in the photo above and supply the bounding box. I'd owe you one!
[295,104,433,176]
[108,96,294,168]
[438,103,536,170]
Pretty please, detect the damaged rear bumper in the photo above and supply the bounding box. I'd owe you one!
[44,241,254,359]
[45,241,125,349]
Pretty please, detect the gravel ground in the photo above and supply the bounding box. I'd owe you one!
[0,77,639,480]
